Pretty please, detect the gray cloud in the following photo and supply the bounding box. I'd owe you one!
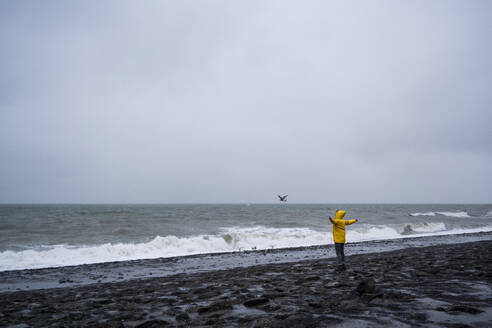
[1,1,491,203]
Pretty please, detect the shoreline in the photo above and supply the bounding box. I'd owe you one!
[1,231,492,293]
[1,239,491,327]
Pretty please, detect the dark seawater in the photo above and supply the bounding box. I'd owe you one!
[1,204,491,271]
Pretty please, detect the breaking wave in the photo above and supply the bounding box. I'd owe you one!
[410,212,436,217]
[410,211,471,218]
[1,223,491,271]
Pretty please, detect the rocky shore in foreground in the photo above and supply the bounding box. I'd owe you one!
[1,240,491,327]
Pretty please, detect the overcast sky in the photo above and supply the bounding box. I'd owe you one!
[1,1,491,203]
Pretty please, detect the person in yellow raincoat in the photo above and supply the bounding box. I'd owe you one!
[329,210,358,269]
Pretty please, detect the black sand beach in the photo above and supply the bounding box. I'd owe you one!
[1,237,491,327]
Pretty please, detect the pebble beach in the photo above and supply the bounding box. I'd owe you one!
[1,234,491,327]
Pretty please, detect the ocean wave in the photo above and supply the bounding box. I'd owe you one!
[410,211,470,218]
[436,211,470,218]
[1,224,491,271]
[410,212,436,217]
[346,222,446,241]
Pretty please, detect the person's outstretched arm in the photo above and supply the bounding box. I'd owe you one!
[344,219,357,225]
[329,217,335,224]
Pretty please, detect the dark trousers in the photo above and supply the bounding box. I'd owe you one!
[335,243,345,264]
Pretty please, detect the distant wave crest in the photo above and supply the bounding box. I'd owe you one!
[410,211,470,218]
[410,212,436,217]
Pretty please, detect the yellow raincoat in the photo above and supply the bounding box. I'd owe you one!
[329,210,357,243]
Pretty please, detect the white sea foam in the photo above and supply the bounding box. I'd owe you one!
[346,222,446,241]
[409,222,446,233]
[410,211,471,218]
[435,211,470,218]
[1,224,491,271]
[410,212,436,217]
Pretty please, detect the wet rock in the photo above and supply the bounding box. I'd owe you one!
[450,305,484,314]
[93,298,112,305]
[244,297,269,307]
[413,270,428,277]
[58,278,74,284]
[38,306,56,314]
[252,317,277,327]
[197,300,233,314]
[176,312,190,321]
[135,319,171,327]
[339,299,361,311]
[427,267,440,274]
[308,301,321,308]
[324,281,340,288]
[103,320,125,328]
[437,305,484,314]
[262,303,281,311]
[276,313,318,327]
[368,297,391,306]
[401,311,427,322]
[360,292,383,303]
[355,278,375,295]
[204,318,218,325]
[193,287,209,294]
[384,290,413,301]
[263,292,287,299]
[303,276,320,282]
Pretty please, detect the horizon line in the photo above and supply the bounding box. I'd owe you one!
[0,202,490,205]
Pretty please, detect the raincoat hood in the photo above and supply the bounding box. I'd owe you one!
[335,210,346,220]
[330,210,356,243]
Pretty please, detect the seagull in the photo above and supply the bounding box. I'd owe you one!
[277,195,288,202]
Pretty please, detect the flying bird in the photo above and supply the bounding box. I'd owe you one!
[278,195,288,202]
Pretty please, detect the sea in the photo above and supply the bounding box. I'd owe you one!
[1,204,491,272]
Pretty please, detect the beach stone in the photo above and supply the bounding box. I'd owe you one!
[103,320,125,328]
[58,278,73,284]
[252,317,277,327]
[204,317,220,325]
[176,312,190,321]
[324,281,340,288]
[427,267,440,274]
[276,313,318,327]
[339,299,361,310]
[193,287,210,294]
[303,275,320,282]
[244,297,269,307]
[197,300,233,314]
[135,319,171,327]
[262,303,281,311]
[440,305,484,314]
[360,292,383,303]
[384,290,413,301]
[413,270,428,277]
[263,292,286,299]
[356,278,375,295]
[274,313,290,320]
[400,311,427,322]
[308,301,322,308]
[94,298,112,305]
[7,324,29,328]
